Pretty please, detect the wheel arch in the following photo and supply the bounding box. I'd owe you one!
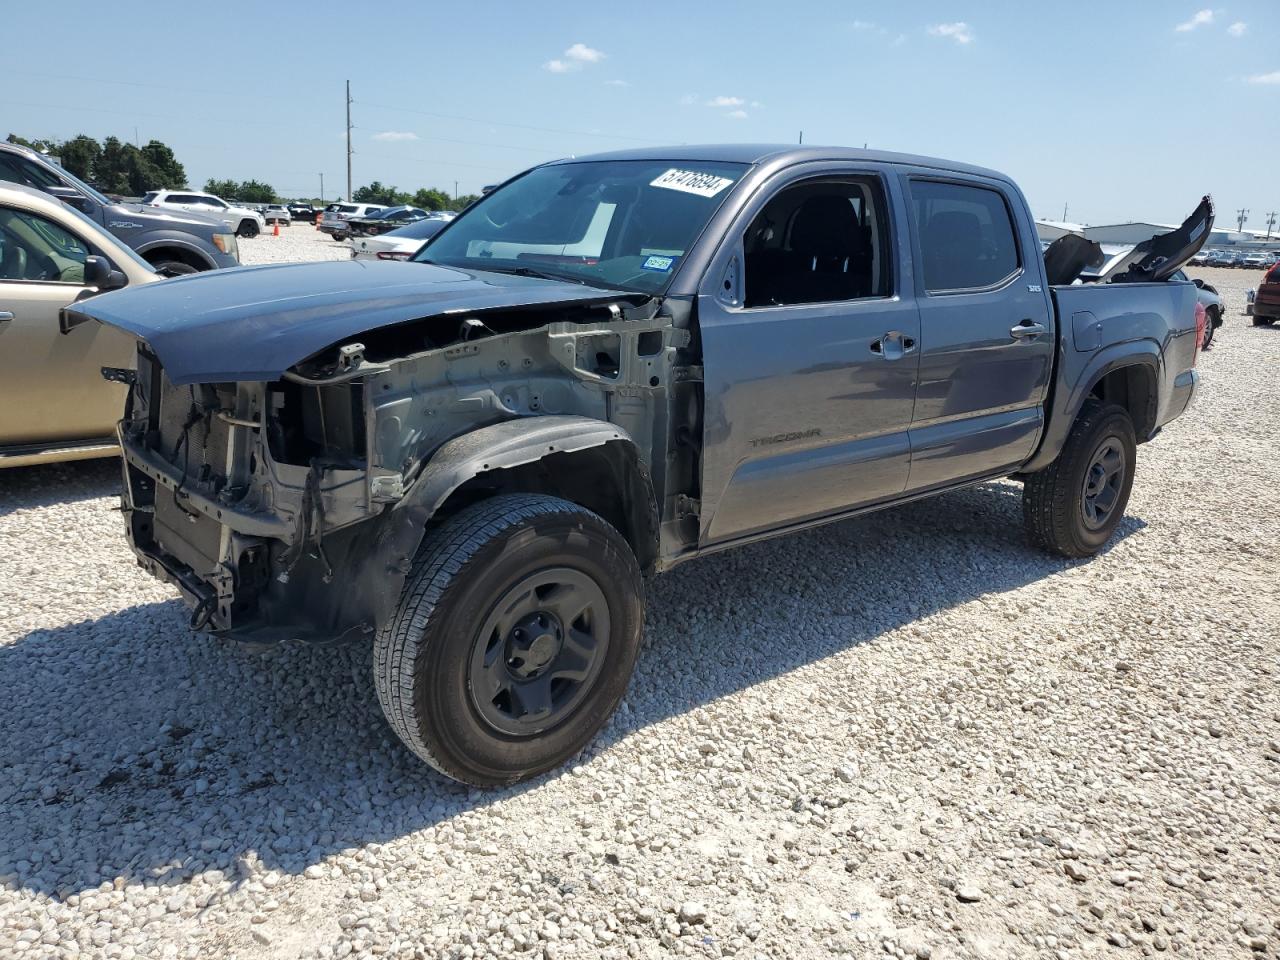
[135,238,217,271]
[355,416,659,630]
[1023,346,1160,473]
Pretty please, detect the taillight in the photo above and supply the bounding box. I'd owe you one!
[1193,301,1206,364]
[376,251,411,261]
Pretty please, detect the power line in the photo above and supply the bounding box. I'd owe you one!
[354,99,665,145]
[346,80,353,201]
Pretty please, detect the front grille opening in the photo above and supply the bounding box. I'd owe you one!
[266,381,366,466]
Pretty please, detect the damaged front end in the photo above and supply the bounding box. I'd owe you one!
[110,290,684,646]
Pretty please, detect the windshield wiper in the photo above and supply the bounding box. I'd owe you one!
[488,264,586,285]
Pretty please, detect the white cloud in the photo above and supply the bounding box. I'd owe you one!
[1248,70,1280,84]
[1175,9,1214,31]
[565,42,605,63]
[372,130,418,142]
[706,95,745,107]
[848,19,875,30]
[928,22,973,44]
[1228,21,1247,36]
[750,100,764,108]
[544,43,605,73]
[726,109,749,120]
[604,79,630,87]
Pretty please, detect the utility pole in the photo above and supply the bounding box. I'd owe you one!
[454,180,459,202]
[319,173,324,203]
[345,80,353,201]
[1236,207,1249,232]
[798,130,803,145]
[1062,202,1069,222]
[1265,211,1277,241]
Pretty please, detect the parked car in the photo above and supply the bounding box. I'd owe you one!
[288,203,318,223]
[262,204,292,225]
[318,203,383,241]
[1171,269,1224,348]
[1189,250,1211,266]
[1241,252,1270,270]
[70,145,1207,786]
[0,143,239,274]
[349,217,449,260]
[1250,261,1280,326]
[0,182,160,467]
[346,205,429,238]
[142,189,266,238]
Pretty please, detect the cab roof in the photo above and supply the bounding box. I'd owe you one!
[547,144,1009,182]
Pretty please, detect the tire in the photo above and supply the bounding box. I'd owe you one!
[1203,307,1218,348]
[1254,316,1275,327]
[374,494,644,786]
[150,260,200,277]
[332,232,347,242]
[237,219,260,238]
[1023,401,1137,558]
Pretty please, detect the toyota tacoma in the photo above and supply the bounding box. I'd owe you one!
[67,146,1210,786]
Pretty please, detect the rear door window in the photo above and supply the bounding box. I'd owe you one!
[910,180,1020,292]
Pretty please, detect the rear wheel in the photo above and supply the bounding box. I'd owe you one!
[374,494,644,786]
[1254,315,1275,327]
[1023,401,1137,558]
[1203,307,1218,348]
[332,232,347,242]
[237,219,259,238]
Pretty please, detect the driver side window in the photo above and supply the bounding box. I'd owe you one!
[743,178,891,308]
[0,207,90,284]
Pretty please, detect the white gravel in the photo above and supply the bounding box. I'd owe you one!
[237,222,354,265]
[0,260,1276,959]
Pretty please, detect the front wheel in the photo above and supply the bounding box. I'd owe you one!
[1023,402,1137,558]
[374,494,644,786]
[237,219,259,238]
[1203,307,1218,348]
[1254,316,1275,327]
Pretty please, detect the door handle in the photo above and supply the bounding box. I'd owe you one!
[0,311,13,322]
[1010,319,1046,340]
[870,331,916,360]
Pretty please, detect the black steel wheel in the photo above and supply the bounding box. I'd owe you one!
[1023,401,1137,557]
[468,568,610,736]
[374,494,644,786]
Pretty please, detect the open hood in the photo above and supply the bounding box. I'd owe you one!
[64,260,640,384]
[1042,196,1214,285]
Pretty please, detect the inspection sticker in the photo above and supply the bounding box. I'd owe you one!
[649,168,735,198]
[641,255,677,272]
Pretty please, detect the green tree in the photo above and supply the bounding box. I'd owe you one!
[5,133,57,152]
[140,140,186,188]
[354,181,410,206]
[204,178,241,199]
[96,137,132,194]
[58,135,102,181]
[236,180,277,203]
[411,187,451,211]
[454,193,481,210]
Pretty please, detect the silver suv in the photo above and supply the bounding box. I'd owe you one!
[318,202,383,241]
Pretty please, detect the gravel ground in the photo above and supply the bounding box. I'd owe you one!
[0,258,1276,960]
[238,224,354,265]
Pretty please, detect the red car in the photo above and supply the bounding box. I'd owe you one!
[1252,261,1280,326]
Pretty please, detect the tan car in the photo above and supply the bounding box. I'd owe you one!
[0,182,160,468]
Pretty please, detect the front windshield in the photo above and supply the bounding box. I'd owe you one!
[414,159,749,292]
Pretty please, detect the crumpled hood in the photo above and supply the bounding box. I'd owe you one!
[66,260,636,384]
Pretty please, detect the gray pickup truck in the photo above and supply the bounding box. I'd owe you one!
[0,142,239,274]
[69,146,1207,786]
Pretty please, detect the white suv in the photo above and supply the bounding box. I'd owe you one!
[142,190,266,238]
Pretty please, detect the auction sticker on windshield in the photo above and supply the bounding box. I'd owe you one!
[650,168,736,198]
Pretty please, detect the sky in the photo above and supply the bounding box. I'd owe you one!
[3,1,1277,227]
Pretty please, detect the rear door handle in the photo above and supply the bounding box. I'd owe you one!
[1011,319,1046,340]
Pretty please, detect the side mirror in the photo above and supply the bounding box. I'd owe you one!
[1192,277,1205,288]
[44,184,92,213]
[83,255,127,291]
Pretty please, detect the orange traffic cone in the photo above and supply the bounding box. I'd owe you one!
[272,220,280,237]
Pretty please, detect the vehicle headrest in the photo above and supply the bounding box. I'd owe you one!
[790,196,864,258]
